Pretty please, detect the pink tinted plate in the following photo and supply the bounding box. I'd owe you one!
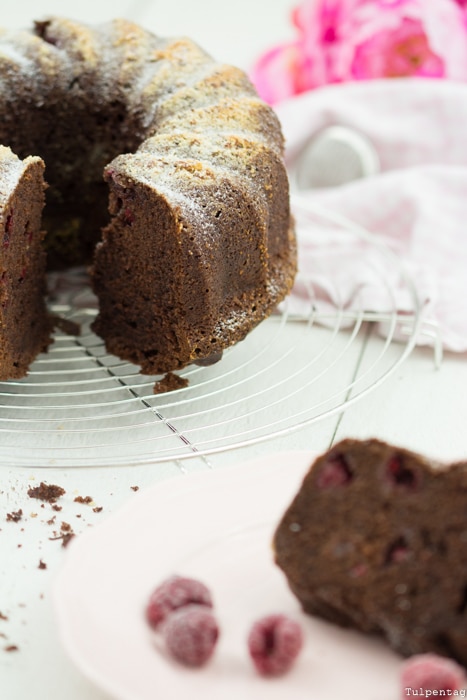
[54,451,401,700]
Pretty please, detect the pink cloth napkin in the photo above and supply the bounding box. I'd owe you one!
[275,78,467,352]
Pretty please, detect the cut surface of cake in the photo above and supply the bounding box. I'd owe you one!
[0,146,52,379]
[0,17,296,375]
[273,438,467,666]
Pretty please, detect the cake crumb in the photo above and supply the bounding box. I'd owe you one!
[74,495,93,504]
[93,506,103,513]
[5,645,18,652]
[153,372,189,394]
[60,532,75,547]
[49,521,75,547]
[130,485,139,492]
[6,509,23,523]
[27,482,65,503]
[38,560,47,570]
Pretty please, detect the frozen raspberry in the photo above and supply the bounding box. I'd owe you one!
[163,605,219,667]
[146,575,213,630]
[400,653,465,696]
[248,614,304,677]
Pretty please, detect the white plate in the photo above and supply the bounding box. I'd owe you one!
[54,452,401,700]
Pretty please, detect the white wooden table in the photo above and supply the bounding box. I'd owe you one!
[1,1,467,699]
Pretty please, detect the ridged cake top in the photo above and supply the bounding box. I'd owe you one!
[0,17,284,153]
[0,16,294,276]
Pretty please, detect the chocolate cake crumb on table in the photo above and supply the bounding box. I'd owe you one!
[27,482,66,503]
[273,438,467,666]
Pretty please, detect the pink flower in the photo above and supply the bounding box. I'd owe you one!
[351,17,444,79]
[250,42,310,104]
[251,0,467,104]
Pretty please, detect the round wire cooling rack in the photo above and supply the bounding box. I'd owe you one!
[0,201,430,467]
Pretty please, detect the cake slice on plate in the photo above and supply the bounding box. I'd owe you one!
[274,438,467,666]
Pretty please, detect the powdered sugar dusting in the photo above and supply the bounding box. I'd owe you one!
[0,148,27,209]
[0,40,32,69]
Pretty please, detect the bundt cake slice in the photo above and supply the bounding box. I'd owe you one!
[273,439,467,666]
[0,147,52,379]
[92,124,295,373]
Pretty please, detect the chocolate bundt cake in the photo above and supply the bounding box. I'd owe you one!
[0,146,52,379]
[274,439,467,666]
[0,17,296,376]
